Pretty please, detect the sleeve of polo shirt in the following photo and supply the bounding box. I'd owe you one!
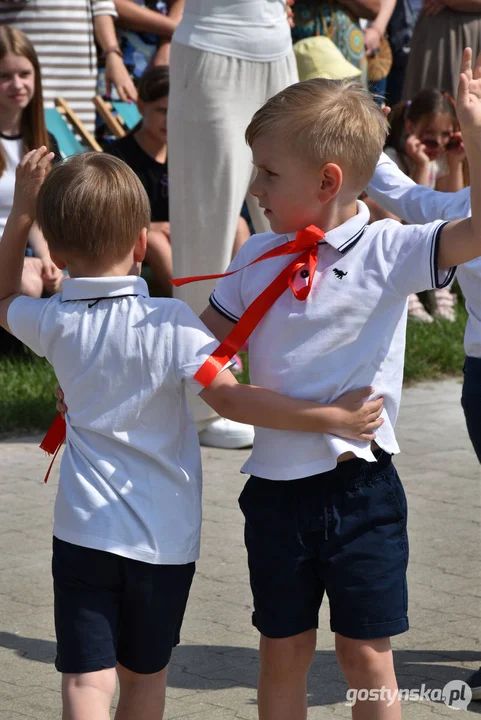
[380,219,456,297]
[6,296,50,358]
[91,0,118,18]
[367,152,471,223]
[209,244,251,323]
[172,302,229,395]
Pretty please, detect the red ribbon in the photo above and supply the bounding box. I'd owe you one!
[172,224,325,387]
[39,224,324,481]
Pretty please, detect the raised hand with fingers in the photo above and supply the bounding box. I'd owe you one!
[456,47,481,139]
[13,146,54,222]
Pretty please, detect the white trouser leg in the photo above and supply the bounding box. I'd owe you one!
[168,43,298,425]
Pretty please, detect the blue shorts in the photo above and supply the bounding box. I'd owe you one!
[239,451,409,640]
[52,537,195,675]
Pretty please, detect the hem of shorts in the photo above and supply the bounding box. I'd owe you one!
[241,446,400,481]
[56,655,117,674]
[53,529,199,565]
[252,617,319,639]
[331,617,409,640]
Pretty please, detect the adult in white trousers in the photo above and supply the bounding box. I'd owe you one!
[168,0,298,449]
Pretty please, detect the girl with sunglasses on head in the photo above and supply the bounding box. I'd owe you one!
[384,88,465,321]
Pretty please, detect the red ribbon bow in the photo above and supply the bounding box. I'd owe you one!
[39,225,324,481]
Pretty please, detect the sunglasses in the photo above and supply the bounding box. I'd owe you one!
[421,136,462,151]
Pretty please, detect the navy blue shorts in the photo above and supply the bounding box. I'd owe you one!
[52,537,195,675]
[239,451,409,640]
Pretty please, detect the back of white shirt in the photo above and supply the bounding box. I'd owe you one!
[173,0,292,61]
[8,279,223,564]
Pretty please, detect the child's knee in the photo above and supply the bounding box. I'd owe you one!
[335,634,393,679]
[117,662,168,689]
[62,668,117,698]
[260,629,316,676]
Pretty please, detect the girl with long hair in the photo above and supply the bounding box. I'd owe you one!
[0,24,62,297]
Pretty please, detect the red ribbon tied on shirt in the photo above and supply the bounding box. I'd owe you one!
[172,224,325,387]
[39,224,324,481]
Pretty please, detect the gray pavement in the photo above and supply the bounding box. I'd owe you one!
[0,378,480,719]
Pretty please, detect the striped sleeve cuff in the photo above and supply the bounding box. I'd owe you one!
[209,293,240,323]
[431,221,456,289]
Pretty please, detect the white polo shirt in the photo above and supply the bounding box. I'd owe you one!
[369,152,480,359]
[211,201,454,481]
[7,276,225,565]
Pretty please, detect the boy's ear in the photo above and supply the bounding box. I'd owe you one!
[318,163,343,203]
[405,119,413,134]
[133,227,148,263]
[49,251,67,271]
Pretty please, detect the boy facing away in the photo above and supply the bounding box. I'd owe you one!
[197,48,481,719]
[0,151,384,720]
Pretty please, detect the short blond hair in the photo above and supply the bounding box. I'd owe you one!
[37,153,151,264]
[246,79,388,193]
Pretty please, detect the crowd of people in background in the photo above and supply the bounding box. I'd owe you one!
[0,2,480,718]
[0,0,479,446]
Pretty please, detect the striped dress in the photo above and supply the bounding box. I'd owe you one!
[0,0,117,133]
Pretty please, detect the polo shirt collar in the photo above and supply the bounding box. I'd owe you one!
[61,275,149,302]
[286,200,370,254]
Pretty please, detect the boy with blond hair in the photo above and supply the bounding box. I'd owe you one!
[197,49,481,719]
[0,150,385,720]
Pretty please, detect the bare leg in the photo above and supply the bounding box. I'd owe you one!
[146,229,173,298]
[20,257,44,297]
[115,663,168,720]
[258,630,316,720]
[232,216,251,259]
[62,669,116,720]
[335,634,401,720]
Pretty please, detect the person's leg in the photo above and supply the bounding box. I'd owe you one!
[336,635,400,719]
[245,50,299,234]
[168,42,268,434]
[232,216,251,259]
[115,560,195,718]
[115,664,168,720]
[238,475,324,720]
[461,355,481,462]
[62,669,116,720]
[20,257,43,297]
[258,630,316,720]
[325,454,408,719]
[52,538,122,720]
[146,228,173,297]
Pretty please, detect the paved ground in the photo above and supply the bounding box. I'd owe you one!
[0,378,480,719]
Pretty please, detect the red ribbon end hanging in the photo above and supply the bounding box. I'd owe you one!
[40,413,66,483]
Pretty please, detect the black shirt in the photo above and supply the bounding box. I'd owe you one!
[106,133,169,222]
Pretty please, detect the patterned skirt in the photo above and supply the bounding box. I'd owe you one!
[291,1,367,84]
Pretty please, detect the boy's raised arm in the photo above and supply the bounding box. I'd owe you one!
[0,147,53,332]
[438,48,481,268]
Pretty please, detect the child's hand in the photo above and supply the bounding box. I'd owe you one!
[404,134,430,166]
[456,47,481,139]
[446,130,466,165]
[55,386,67,417]
[328,387,384,442]
[41,259,63,294]
[13,147,54,221]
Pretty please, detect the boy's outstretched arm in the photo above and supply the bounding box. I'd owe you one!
[200,371,383,440]
[0,147,53,332]
[438,48,481,268]
[199,305,384,441]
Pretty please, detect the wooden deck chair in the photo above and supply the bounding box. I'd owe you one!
[45,98,102,157]
[93,96,142,139]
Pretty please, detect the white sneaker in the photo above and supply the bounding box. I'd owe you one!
[198,417,254,449]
